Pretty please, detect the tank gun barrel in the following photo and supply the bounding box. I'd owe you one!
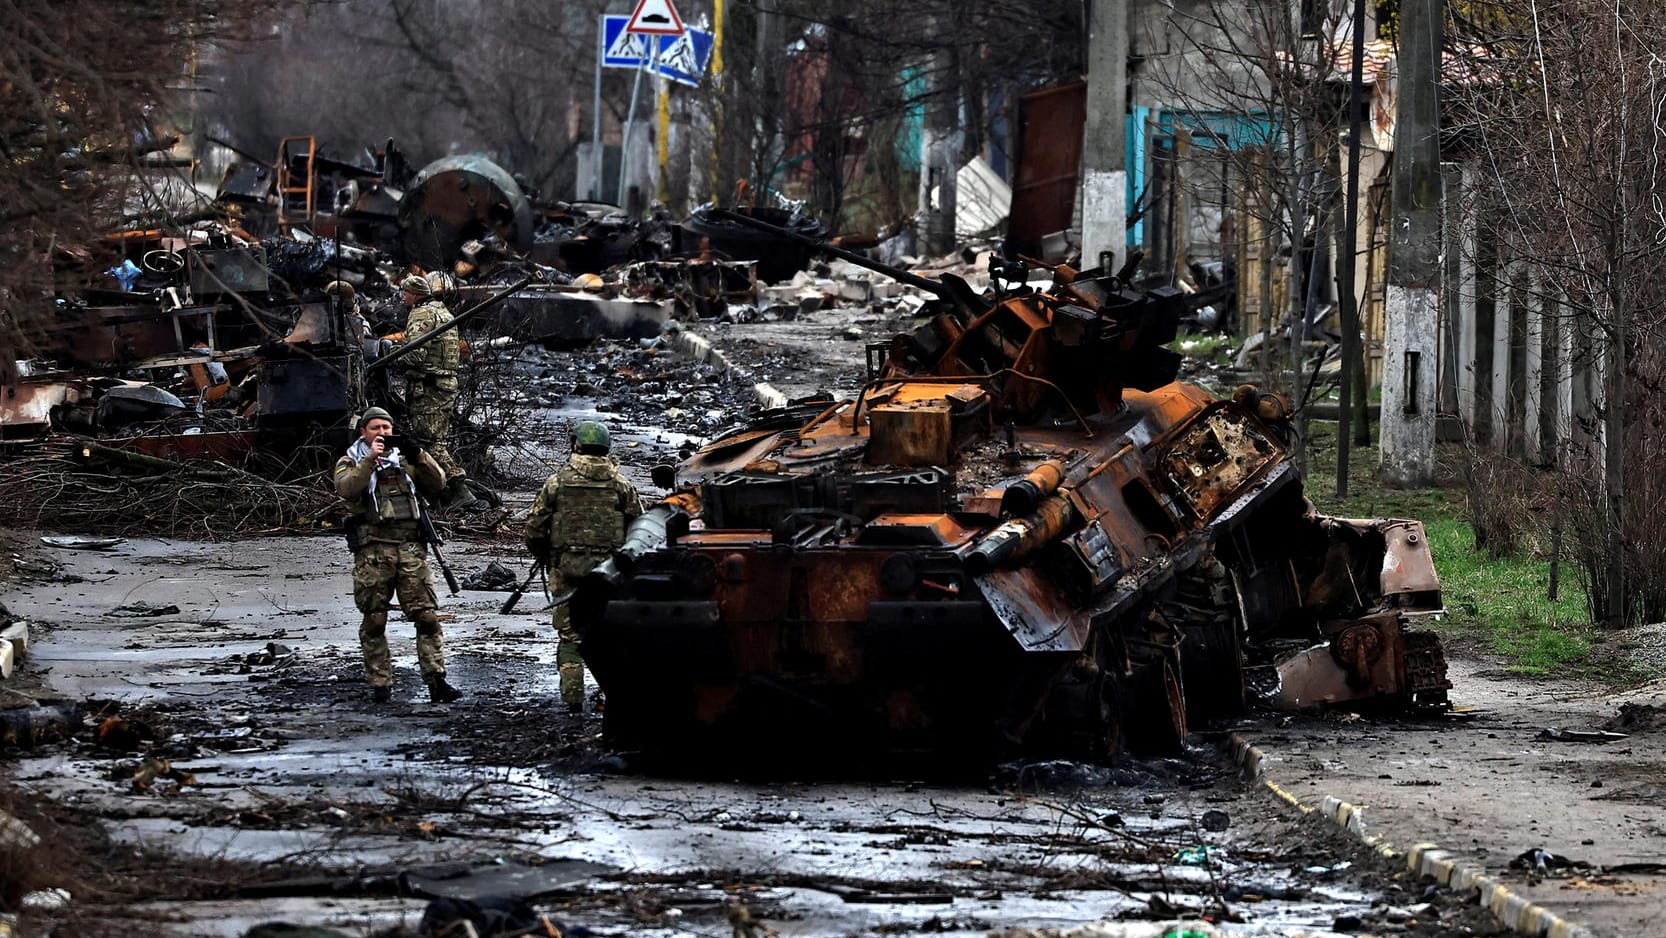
[571,501,685,640]
[708,208,952,301]
[999,459,1068,516]
[965,493,1080,574]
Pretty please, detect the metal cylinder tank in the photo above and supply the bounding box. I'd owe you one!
[398,154,534,269]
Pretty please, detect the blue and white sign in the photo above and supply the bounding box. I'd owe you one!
[599,15,713,85]
[601,15,652,68]
[652,26,713,87]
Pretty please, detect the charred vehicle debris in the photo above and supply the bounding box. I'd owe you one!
[576,211,1450,765]
[1,138,821,462]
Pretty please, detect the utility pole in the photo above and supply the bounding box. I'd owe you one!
[1336,0,1367,498]
[916,4,959,256]
[751,0,784,197]
[1380,0,1443,486]
[1080,0,1128,269]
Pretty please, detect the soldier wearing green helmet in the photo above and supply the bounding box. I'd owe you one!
[524,420,643,711]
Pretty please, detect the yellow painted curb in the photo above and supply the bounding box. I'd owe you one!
[1229,732,1597,938]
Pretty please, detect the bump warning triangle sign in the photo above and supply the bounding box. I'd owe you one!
[625,0,684,35]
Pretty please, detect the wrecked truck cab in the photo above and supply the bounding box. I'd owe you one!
[571,230,1448,766]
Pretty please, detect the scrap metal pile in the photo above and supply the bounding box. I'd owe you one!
[4,137,863,462]
[573,214,1451,765]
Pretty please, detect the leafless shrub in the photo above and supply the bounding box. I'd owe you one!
[0,451,337,538]
[1460,446,1542,559]
[453,343,541,487]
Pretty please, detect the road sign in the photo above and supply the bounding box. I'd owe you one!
[601,15,651,68]
[653,27,713,86]
[625,0,684,35]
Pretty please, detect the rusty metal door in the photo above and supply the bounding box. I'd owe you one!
[1009,82,1086,259]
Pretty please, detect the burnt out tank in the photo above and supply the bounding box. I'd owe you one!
[572,215,1450,765]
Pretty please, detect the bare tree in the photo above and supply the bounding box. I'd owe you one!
[712,0,1083,231]
[208,0,609,199]
[1138,0,1360,468]
[1447,0,1666,625]
[0,0,277,372]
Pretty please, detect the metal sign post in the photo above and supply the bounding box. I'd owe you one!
[603,1,692,208]
[618,47,651,206]
[613,0,683,209]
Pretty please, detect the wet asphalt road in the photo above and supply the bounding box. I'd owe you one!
[1,537,1481,938]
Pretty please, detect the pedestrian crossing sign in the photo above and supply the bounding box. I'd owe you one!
[601,15,651,68]
[653,27,713,87]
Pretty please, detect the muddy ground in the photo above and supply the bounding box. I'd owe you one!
[2,532,1503,938]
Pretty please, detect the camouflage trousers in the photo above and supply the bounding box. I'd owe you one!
[407,376,463,484]
[353,540,444,686]
[549,549,609,707]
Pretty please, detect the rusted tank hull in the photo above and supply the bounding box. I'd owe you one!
[585,584,1045,760]
[575,237,1448,765]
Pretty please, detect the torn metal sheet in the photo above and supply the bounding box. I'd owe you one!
[621,258,757,318]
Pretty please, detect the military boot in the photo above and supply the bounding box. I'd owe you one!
[444,476,478,511]
[559,663,585,712]
[425,673,463,703]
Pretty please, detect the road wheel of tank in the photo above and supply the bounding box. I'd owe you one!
[1122,657,1189,756]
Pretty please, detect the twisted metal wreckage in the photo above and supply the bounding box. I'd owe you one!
[2,137,759,460]
[575,213,1451,763]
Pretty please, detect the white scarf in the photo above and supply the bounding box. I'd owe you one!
[347,437,414,514]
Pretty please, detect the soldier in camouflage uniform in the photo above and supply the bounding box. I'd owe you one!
[524,421,642,711]
[335,406,463,704]
[398,273,475,510]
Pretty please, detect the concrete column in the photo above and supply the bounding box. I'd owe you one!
[1452,166,1479,431]
[1379,0,1443,485]
[1535,285,1560,462]
[1523,271,1545,459]
[1080,0,1128,268]
[1554,291,1575,462]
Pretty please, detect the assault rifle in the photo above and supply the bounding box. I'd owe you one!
[499,561,544,615]
[418,504,462,595]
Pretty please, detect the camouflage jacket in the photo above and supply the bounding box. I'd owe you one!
[401,300,458,378]
[524,453,642,559]
[334,443,446,544]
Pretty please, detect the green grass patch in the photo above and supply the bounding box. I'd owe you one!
[1177,332,1237,367]
[1299,422,1609,678]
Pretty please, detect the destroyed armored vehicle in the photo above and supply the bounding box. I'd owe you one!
[574,217,1449,764]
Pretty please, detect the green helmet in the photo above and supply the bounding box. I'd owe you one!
[399,274,433,296]
[357,406,394,430]
[572,420,611,454]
